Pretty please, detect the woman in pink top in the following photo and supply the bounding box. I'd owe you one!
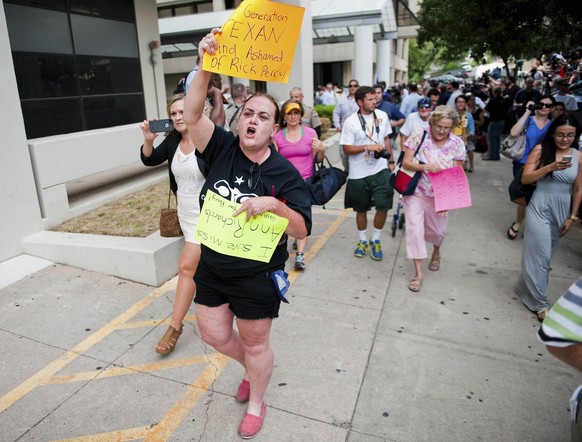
[274,100,325,270]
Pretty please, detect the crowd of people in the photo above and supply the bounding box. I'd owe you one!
[138,39,581,438]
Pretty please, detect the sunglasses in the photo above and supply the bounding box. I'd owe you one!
[538,103,554,109]
[248,163,261,190]
[348,84,359,88]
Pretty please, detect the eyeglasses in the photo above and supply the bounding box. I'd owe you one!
[554,133,577,140]
[433,124,452,133]
[248,163,261,190]
[348,84,359,88]
[539,103,554,109]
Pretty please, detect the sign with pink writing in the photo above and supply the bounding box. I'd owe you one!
[427,166,472,212]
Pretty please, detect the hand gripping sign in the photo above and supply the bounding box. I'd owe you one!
[427,166,472,212]
[202,0,305,84]
[194,190,289,263]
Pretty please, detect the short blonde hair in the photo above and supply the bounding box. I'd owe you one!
[430,105,459,128]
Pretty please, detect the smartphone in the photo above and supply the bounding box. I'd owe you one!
[563,155,572,163]
[149,119,174,133]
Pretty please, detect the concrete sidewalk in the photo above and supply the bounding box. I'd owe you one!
[1,155,581,441]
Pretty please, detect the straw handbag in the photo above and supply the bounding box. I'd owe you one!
[159,188,182,237]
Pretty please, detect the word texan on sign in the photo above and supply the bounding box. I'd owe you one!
[202,0,305,84]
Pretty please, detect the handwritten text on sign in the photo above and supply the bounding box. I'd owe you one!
[202,0,305,83]
[194,190,289,263]
[427,166,472,212]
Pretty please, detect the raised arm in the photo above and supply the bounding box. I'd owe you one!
[510,102,534,137]
[183,29,221,154]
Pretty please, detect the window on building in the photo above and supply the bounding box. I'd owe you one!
[4,0,145,139]
[397,0,419,27]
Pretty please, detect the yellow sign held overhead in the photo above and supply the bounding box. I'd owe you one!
[202,0,305,84]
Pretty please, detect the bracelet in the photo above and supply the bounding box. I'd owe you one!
[569,216,579,221]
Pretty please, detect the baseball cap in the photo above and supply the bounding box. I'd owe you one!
[284,102,301,114]
[417,97,432,109]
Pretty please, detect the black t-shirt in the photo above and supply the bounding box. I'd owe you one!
[197,126,312,276]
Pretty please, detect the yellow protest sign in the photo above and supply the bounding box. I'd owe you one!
[202,0,305,83]
[194,190,289,263]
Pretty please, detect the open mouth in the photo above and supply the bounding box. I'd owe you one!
[246,127,256,136]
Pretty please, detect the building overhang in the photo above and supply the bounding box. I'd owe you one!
[158,0,401,57]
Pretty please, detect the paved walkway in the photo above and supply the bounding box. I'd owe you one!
[1,155,581,441]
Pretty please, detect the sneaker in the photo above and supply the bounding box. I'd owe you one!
[295,252,306,270]
[370,240,383,261]
[354,240,368,257]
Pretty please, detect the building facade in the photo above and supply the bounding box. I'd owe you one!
[0,0,418,263]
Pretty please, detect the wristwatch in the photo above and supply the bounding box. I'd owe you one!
[569,215,579,221]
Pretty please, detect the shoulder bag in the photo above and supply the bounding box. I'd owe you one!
[501,118,529,161]
[306,156,346,207]
[159,187,183,237]
[389,131,427,196]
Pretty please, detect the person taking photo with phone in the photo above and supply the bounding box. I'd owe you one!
[140,89,224,356]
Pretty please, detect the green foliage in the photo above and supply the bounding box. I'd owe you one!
[314,105,334,120]
[416,0,582,70]
[408,39,446,82]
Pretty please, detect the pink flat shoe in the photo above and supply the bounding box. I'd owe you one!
[236,379,250,403]
[238,403,266,439]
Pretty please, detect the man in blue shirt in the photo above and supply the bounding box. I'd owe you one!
[374,83,405,150]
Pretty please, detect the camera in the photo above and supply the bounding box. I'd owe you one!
[527,104,542,112]
[373,150,391,160]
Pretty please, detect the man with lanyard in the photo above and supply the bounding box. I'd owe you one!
[374,83,405,151]
[289,86,323,137]
[225,83,248,136]
[340,86,395,261]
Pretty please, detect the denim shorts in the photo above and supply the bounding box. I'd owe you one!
[194,259,282,320]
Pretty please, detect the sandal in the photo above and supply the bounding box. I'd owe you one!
[155,324,183,355]
[429,254,441,272]
[537,308,550,323]
[506,223,519,240]
[408,277,422,292]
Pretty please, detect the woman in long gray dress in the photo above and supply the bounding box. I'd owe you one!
[515,114,582,322]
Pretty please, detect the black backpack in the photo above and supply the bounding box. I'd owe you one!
[173,72,190,94]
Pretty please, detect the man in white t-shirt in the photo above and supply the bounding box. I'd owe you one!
[399,97,433,146]
[340,86,395,262]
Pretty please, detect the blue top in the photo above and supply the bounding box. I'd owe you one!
[519,116,552,164]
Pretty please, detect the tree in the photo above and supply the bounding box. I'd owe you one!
[416,0,582,75]
[408,39,445,82]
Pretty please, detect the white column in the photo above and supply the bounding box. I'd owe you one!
[354,25,374,86]
[212,0,226,11]
[266,0,313,106]
[0,4,43,259]
[376,39,392,86]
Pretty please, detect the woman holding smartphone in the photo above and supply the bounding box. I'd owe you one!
[514,114,582,322]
